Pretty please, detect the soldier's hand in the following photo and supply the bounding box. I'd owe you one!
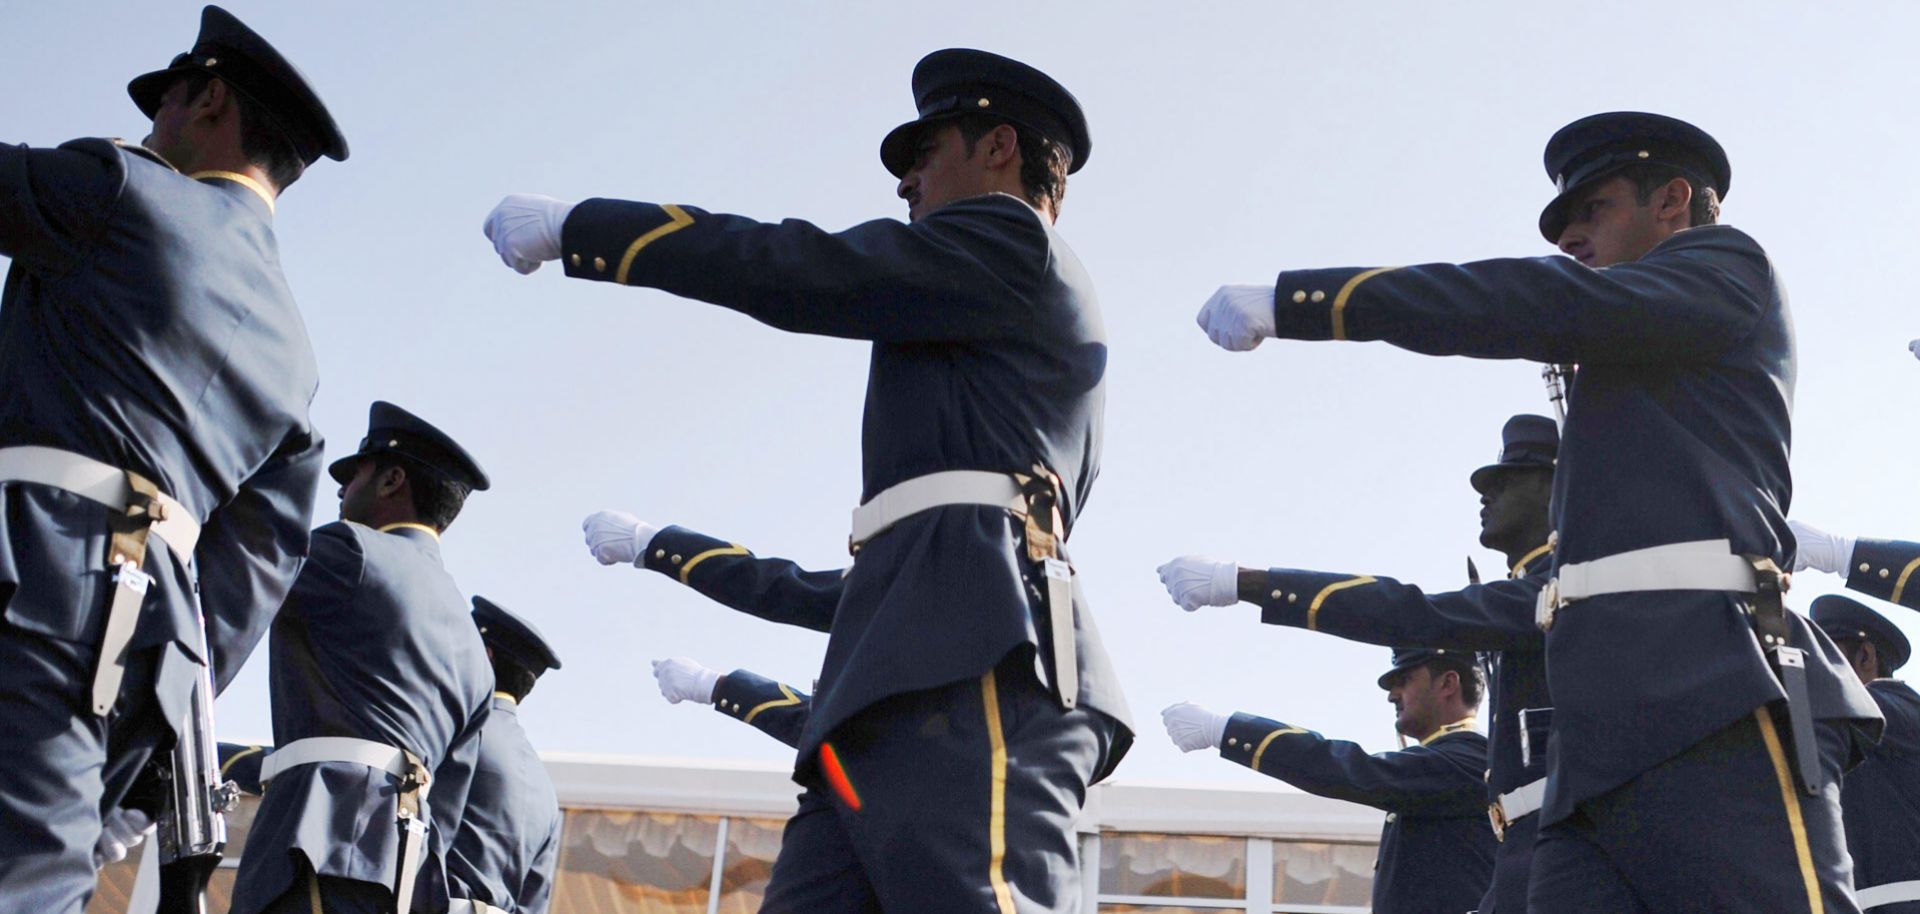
[1788,519,1854,575]
[92,807,152,868]
[582,510,660,566]
[1909,339,1920,361]
[652,657,722,705]
[1195,284,1277,351]
[483,194,577,274]
[1156,556,1241,611]
[1161,701,1230,752]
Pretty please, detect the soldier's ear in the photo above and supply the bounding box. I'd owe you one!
[1653,176,1694,224]
[984,123,1021,170]
[374,464,410,498]
[184,77,230,124]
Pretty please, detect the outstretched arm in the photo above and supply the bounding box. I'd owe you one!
[586,511,843,632]
[1196,226,1773,364]
[0,139,121,274]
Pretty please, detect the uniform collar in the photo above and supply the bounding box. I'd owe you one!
[189,169,276,217]
[377,521,441,541]
[1510,542,1554,579]
[492,692,520,711]
[1419,716,1479,746]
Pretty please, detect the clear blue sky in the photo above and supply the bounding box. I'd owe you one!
[7,1,1920,788]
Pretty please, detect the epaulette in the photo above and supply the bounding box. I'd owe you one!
[109,138,180,172]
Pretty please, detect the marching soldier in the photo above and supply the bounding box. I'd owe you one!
[0,5,342,909]
[447,596,565,914]
[1162,649,1494,914]
[653,656,813,750]
[1157,413,1556,913]
[1808,595,1920,912]
[1190,111,1881,911]
[498,48,1135,911]
[229,402,494,914]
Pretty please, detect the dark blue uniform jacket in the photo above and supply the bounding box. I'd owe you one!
[1842,680,1920,908]
[230,522,492,914]
[446,695,562,914]
[1221,715,1493,914]
[1267,225,1881,824]
[0,137,322,708]
[711,668,812,750]
[1257,549,1551,913]
[562,193,1131,780]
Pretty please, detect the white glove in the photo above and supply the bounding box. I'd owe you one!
[1162,701,1231,753]
[582,510,661,566]
[1156,556,1241,611]
[1195,284,1278,352]
[483,194,577,274]
[92,807,152,868]
[652,656,722,705]
[1789,519,1856,575]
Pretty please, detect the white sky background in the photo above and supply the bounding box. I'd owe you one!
[6,1,1920,789]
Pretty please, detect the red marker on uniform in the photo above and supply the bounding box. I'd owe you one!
[819,743,861,811]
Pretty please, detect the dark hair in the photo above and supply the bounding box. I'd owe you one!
[177,71,306,190]
[1428,657,1485,708]
[490,652,539,703]
[1619,163,1719,228]
[371,453,472,531]
[953,113,1072,217]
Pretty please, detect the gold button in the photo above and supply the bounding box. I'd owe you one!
[1291,290,1307,304]
[654,549,666,559]
[1271,589,1282,600]
[977,97,991,107]
[570,253,581,267]
[1860,563,1872,573]
[1226,737,1238,747]
[1881,568,1891,579]
[1310,290,1326,303]
[1636,150,1650,158]
[204,57,219,66]
[593,256,607,272]
[1288,593,1298,603]
[671,554,683,565]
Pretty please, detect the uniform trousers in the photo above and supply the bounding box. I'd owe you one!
[760,654,1115,914]
[1528,710,1859,913]
[0,615,165,914]
[257,861,391,914]
[1479,811,1537,914]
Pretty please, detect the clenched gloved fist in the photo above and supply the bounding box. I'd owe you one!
[1789,519,1856,575]
[93,807,152,868]
[1195,284,1277,352]
[1156,556,1241,611]
[1162,701,1231,753]
[653,657,722,705]
[483,194,578,274]
[582,510,661,566]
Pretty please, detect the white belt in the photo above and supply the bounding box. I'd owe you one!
[258,737,417,788]
[1859,881,1920,909]
[0,445,201,555]
[1497,778,1546,821]
[1537,539,1756,630]
[1488,777,1545,841]
[448,901,510,914]
[849,470,1025,548]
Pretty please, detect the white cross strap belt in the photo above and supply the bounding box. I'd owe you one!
[1858,881,1920,909]
[257,737,417,787]
[448,901,510,914]
[849,470,1025,549]
[0,445,201,555]
[1537,539,1757,630]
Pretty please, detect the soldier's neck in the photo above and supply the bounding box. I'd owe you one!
[169,147,279,200]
